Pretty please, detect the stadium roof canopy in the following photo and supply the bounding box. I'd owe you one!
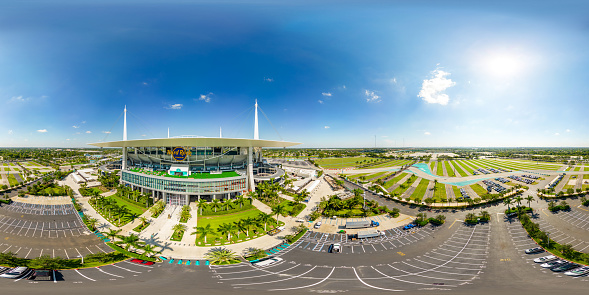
[88,137,301,148]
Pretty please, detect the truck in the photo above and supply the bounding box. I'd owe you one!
[267,226,285,236]
[345,220,379,229]
[356,229,385,239]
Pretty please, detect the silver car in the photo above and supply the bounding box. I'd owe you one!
[0,267,29,279]
[565,266,589,276]
[534,255,556,263]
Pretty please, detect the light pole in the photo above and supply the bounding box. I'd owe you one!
[363,192,366,210]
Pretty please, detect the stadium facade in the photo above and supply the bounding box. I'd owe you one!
[89,102,300,206]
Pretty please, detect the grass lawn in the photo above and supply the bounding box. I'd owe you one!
[391,175,417,195]
[109,194,147,217]
[315,156,381,169]
[494,159,561,171]
[436,161,444,176]
[384,173,407,190]
[452,186,462,199]
[451,161,467,177]
[457,160,475,174]
[277,199,306,217]
[573,166,581,171]
[7,174,19,186]
[584,167,589,172]
[433,182,447,201]
[470,184,488,197]
[196,207,271,245]
[429,162,435,170]
[348,173,369,180]
[366,171,387,181]
[444,161,456,177]
[410,178,429,202]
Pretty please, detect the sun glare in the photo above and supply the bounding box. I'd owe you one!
[483,54,523,77]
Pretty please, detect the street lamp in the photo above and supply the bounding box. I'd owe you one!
[77,255,84,264]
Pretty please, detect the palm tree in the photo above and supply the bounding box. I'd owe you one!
[514,196,523,207]
[465,213,477,223]
[104,228,121,241]
[192,224,213,243]
[526,195,534,208]
[138,217,148,227]
[235,195,246,209]
[140,244,159,257]
[242,218,253,237]
[271,204,287,223]
[86,217,98,231]
[479,211,491,220]
[205,247,238,265]
[217,223,233,240]
[234,220,247,238]
[503,198,512,212]
[257,212,272,231]
[118,206,130,224]
[197,199,208,215]
[224,199,233,211]
[210,199,221,213]
[294,193,305,205]
[118,234,142,251]
[172,224,186,236]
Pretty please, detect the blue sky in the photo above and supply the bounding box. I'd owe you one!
[1,0,588,148]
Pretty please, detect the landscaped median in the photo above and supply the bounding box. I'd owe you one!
[517,211,589,266]
[0,251,131,270]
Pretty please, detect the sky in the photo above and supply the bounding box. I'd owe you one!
[1,0,589,148]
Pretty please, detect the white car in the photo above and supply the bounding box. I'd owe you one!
[252,257,283,267]
[565,266,589,276]
[331,243,341,253]
[314,221,322,229]
[0,267,29,279]
[534,255,557,263]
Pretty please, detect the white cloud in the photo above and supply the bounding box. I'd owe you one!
[554,133,560,136]
[324,126,330,129]
[8,130,13,135]
[86,131,92,134]
[424,131,431,135]
[81,121,86,124]
[102,131,111,134]
[381,135,388,138]
[166,103,183,110]
[37,129,48,133]
[418,69,456,105]
[142,82,148,85]
[318,100,324,104]
[391,78,397,84]
[66,139,70,141]
[10,96,26,102]
[364,89,381,103]
[322,92,332,97]
[198,93,213,103]
[342,85,346,89]
[72,125,80,129]
[141,134,146,137]
[566,129,571,133]
[264,77,274,82]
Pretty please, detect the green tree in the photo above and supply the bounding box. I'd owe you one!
[257,212,272,231]
[271,204,287,223]
[205,247,238,265]
[210,199,222,213]
[525,195,534,208]
[192,224,213,244]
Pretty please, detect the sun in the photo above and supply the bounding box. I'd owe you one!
[483,54,523,77]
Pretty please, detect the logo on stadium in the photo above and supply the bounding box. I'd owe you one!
[172,147,187,161]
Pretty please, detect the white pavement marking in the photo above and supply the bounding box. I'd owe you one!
[353,267,404,292]
[111,264,142,273]
[97,267,124,278]
[74,269,96,281]
[268,267,335,291]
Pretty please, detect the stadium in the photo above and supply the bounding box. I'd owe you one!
[89,102,300,206]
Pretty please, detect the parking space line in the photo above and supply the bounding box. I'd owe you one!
[111,264,142,273]
[97,267,124,278]
[74,269,96,281]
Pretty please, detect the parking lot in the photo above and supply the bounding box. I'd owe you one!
[207,223,491,292]
[554,208,589,232]
[2,202,76,215]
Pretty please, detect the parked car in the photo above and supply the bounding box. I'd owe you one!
[29,269,52,281]
[0,267,30,279]
[525,247,544,254]
[551,263,580,272]
[130,259,155,266]
[541,260,566,269]
[251,257,283,267]
[534,255,557,263]
[0,267,9,275]
[314,221,322,229]
[403,224,416,230]
[565,266,589,276]
[330,243,341,253]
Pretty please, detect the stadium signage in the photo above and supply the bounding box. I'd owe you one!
[171,147,187,161]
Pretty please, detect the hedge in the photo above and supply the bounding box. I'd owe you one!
[106,243,157,262]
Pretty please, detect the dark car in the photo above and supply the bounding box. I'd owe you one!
[551,263,580,272]
[541,260,566,269]
[130,259,155,266]
[29,269,52,281]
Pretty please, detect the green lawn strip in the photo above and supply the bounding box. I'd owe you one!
[7,174,19,186]
[391,175,417,195]
[433,182,446,201]
[456,160,475,174]
[429,162,435,170]
[503,159,564,169]
[497,160,561,171]
[373,159,412,168]
[384,173,408,189]
[450,160,467,177]
[477,159,521,171]
[444,161,456,177]
[196,208,268,244]
[583,174,589,179]
[170,229,185,241]
[436,161,444,176]
[584,167,589,172]
[109,194,147,217]
[347,173,369,180]
[106,243,156,262]
[470,184,488,197]
[410,178,429,202]
[315,157,381,169]
[278,199,306,217]
[452,186,462,199]
[573,166,581,171]
[366,171,387,181]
